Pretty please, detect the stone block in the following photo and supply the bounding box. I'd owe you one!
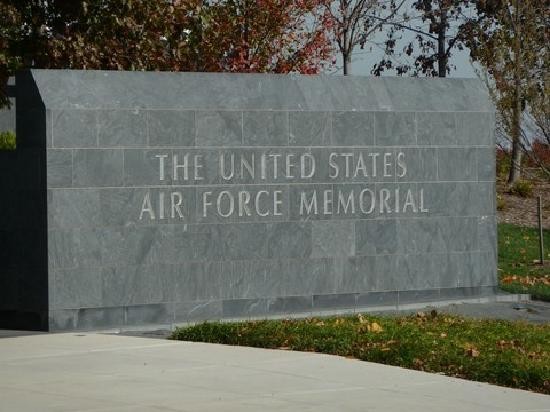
[289,112,330,146]
[397,148,437,182]
[332,111,374,146]
[48,189,101,229]
[73,149,124,187]
[243,111,288,146]
[196,111,242,146]
[356,291,398,308]
[46,150,72,188]
[456,112,494,146]
[398,289,440,305]
[375,112,415,146]
[267,296,312,315]
[477,147,496,181]
[52,267,102,310]
[102,264,176,307]
[175,300,223,323]
[266,222,312,258]
[417,112,456,146]
[97,109,147,147]
[222,298,268,318]
[126,303,174,326]
[52,110,97,148]
[148,110,195,147]
[437,148,477,181]
[312,220,355,257]
[312,293,357,310]
[355,219,399,256]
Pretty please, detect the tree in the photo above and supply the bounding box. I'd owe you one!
[0,2,20,107]
[0,0,333,108]
[191,0,333,73]
[464,0,548,183]
[373,0,477,77]
[325,0,406,75]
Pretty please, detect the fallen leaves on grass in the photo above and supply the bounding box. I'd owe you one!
[501,275,550,286]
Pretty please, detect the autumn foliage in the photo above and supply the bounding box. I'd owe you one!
[0,0,334,106]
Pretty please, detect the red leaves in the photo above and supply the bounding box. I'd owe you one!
[5,0,333,78]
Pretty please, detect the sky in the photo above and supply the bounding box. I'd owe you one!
[327,0,480,79]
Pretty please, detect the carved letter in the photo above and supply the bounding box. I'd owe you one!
[323,190,333,215]
[260,153,267,180]
[403,189,417,213]
[202,191,212,217]
[328,153,339,178]
[194,155,204,181]
[173,154,189,181]
[420,188,429,213]
[255,190,270,217]
[274,190,283,216]
[269,154,281,179]
[383,153,393,177]
[217,191,235,217]
[301,153,316,179]
[241,154,254,180]
[139,192,155,220]
[359,189,375,214]
[380,188,392,214]
[155,154,168,181]
[159,191,165,220]
[286,154,295,178]
[238,191,252,217]
[341,153,354,177]
[394,188,400,213]
[220,153,235,181]
[171,192,184,219]
[368,153,379,177]
[337,191,355,214]
[300,191,318,215]
[354,153,368,177]
[397,152,407,177]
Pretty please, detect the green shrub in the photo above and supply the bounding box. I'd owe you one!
[0,131,16,150]
[496,195,506,211]
[496,149,511,177]
[509,180,533,198]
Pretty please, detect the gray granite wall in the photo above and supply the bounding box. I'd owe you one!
[2,70,497,331]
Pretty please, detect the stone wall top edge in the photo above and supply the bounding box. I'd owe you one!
[26,69,494,112]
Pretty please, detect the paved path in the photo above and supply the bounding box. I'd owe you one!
[0,332,548,412]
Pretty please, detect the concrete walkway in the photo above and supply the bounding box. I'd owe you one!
[0,332,548,411]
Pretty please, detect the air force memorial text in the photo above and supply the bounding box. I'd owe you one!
[138,150,429,220]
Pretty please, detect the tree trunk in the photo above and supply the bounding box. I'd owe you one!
[437,7,448,77]
[508,67,523,185]
[507,0,522,184]
[343,52,352,75]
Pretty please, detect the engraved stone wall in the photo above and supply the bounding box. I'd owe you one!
[1,70,497,331]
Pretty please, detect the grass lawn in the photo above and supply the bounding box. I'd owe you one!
[498,223,550,301]
[172,313,550,394]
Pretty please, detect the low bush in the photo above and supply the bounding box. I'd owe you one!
[0,131,16,150]
[510,180,534,198]
[496,195,506,211]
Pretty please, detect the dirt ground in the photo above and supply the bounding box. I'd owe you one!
[497,179,550,229]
